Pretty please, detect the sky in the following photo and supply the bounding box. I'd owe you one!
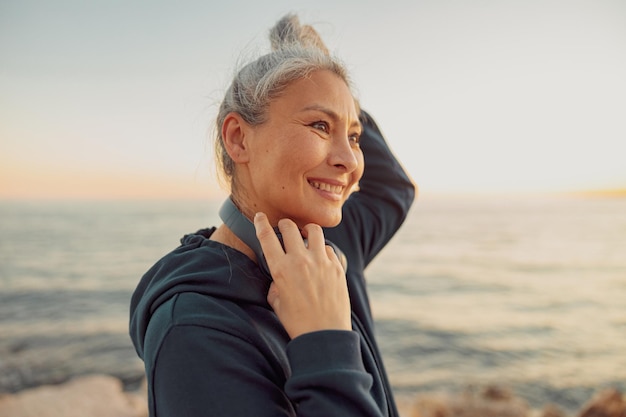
[1,0,625,199]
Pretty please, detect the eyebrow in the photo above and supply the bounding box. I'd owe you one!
[301,104,362,130]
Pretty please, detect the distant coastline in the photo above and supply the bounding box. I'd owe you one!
[570,188,626,199]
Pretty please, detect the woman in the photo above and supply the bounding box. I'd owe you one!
[130,14,415,417]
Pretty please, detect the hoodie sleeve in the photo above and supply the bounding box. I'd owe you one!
[325,110,416,269]
[147,296,386,417]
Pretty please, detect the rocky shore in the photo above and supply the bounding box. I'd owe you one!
[399,385,626,417]
[0,375,147,417]
[0,374,624,417]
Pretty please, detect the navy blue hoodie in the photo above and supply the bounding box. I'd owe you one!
[129,112,415,416]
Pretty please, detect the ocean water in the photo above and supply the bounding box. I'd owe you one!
[0,195,624,412]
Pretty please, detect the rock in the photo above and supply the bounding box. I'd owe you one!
[408,394,449,417]
[0,374,147,417]
[482,385,515,401]
[449,385,529,417]
[540,403,569,417]
[577,389,626,417]
[407,385,529,417]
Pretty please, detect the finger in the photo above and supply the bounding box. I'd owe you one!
[325,244,341,265]
[266,282,279,309]
[254,212,285,263]
[277,218,306,253]
[301,223,326,254]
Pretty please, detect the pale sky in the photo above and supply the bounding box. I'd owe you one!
[1,0,625,199]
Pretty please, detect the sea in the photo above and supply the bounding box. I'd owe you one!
[0,194,624,413]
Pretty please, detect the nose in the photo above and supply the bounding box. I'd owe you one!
[328,134,359,172]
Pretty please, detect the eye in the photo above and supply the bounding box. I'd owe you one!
[349,132,361,147]
[310,120,329,133]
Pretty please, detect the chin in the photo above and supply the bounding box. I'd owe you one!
[297,204,344,228]
[315,212,342,228]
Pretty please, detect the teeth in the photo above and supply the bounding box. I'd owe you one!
[310,181,343,194]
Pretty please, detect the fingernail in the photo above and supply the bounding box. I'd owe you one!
[254,212,265,223]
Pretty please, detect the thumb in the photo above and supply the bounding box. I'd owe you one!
[266,282,280,310]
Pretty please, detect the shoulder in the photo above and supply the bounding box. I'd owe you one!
[144,292,291,384]
[147,292,270,342]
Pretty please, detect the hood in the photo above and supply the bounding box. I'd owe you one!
[129,228,271,358]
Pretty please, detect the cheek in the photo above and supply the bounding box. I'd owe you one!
[288,142,324,170]
[354,154,365,180]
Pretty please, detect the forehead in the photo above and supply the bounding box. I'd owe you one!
[269,70,360,123]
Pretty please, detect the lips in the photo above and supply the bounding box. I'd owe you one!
[308,180,344,194]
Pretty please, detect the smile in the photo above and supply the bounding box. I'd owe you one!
[309,180,344,194]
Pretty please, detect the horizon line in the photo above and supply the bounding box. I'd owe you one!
[1,188,625,203]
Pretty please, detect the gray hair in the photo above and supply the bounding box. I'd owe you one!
[214,14,355,191]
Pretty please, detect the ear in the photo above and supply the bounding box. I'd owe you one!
[222,112,251,163]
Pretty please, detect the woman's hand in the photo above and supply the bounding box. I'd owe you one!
[254,212,352,339]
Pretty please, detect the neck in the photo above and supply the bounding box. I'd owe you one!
[210,224,258,264]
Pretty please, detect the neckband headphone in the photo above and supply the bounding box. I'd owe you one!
[219,197,347,277]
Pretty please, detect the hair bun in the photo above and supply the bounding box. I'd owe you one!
[269,14,329,55]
